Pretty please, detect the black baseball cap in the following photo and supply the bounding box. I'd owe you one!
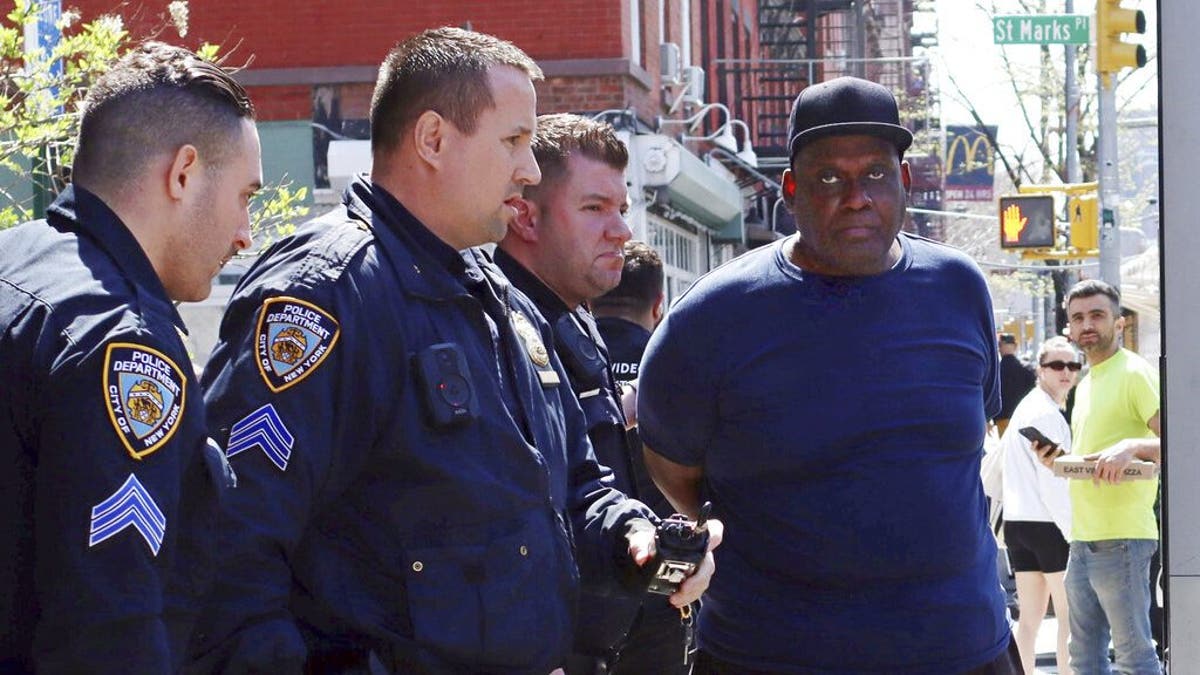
[787,76,914,160]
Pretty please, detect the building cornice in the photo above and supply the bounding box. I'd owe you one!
[233,58,653,90]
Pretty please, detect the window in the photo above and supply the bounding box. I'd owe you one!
[630,0,642,66]
[648,217,702,304]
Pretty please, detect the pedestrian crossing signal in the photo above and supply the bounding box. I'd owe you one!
[1068,194,1099,250]
[999,195,1055,249]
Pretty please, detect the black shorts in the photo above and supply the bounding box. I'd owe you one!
[1004,520,1069,573]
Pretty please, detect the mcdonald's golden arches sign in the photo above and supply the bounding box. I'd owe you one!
[944,125,997,202]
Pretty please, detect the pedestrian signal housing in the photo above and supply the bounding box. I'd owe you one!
[999,195,1055,249]
[1068,194,1100,250]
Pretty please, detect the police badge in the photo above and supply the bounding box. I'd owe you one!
[103,343,187,460]
[510,310,559,386]
[255,297,341,393]
[510,310,550,367]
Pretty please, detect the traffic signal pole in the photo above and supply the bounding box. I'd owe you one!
[1097,75,1121,288]
[1094,0,1147,289]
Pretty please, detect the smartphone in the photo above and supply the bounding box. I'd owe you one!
[1018,426,1065,458]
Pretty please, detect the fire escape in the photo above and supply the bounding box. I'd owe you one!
[707,0,940,239]
[720,0,940,168]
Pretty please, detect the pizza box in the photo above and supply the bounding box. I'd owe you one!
[1052,456,1159,480]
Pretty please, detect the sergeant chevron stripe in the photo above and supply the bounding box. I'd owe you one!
[226,403,294,471]
[89,474,167,556]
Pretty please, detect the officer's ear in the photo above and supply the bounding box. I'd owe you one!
[508,197,539,243]
[412,110,446,169]
[166,144,201,201]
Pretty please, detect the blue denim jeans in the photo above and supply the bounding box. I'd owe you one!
[1066,539,1161,674]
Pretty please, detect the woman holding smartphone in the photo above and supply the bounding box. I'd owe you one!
[999,335,1082,675]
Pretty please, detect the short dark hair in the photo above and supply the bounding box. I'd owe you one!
[593,241,663,313]
[370,27,543,154]
[72,41,255,190]
[524,113,628,200]
[1064,278,1121,314]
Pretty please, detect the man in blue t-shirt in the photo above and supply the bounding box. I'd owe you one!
[638,76,1020,674]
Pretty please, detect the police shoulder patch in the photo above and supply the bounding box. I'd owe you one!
[103,342,187,460]
[255,296,341,393]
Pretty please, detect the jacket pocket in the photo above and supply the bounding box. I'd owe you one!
[401,514,577,669]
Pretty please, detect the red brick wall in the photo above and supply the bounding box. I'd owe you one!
[538,75,624,115]
[67,0,752,126]
[247,84,311,121]
[68,1,626,67]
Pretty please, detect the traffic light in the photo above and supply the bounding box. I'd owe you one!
[1096,0,1146,74]
[999,195,1055,249]
[1068,193,1099,250]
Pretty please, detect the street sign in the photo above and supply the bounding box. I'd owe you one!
[993,14,1090,45]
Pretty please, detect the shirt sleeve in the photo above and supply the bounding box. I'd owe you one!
[189,282,380,672]
[32,331,213,674]
[548,319,656,595]
[977,277,1002,421]
[637,298,721,467]
[1128,357,1161,431]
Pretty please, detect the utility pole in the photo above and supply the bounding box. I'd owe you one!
[1096,75,1121,288]
[1052,0,1081,347]
[1066,0,1081,185]
[1094,0,1147,289]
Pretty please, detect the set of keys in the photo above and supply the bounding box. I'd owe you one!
[645,501,711,667]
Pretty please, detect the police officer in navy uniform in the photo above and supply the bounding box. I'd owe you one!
[187,29,715,675]
[0,43,258,673]
[593,241,665,386]
[593,240,667,506]
[495,116,711,674]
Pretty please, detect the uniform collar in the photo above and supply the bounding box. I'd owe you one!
[595,315,651,340]
[46,184,187,332]
[493,247,572,320]
[343,175,503,300]
[345,175,467,275]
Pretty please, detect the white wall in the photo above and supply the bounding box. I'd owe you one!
[1160,1,1200,668]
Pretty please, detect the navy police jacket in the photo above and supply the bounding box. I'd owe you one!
[190,176,653,674]
[494,250,644,656]
[594,316,650,384]
[0,186,232,673]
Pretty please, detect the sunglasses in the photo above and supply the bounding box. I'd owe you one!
[1040,360,1082,372]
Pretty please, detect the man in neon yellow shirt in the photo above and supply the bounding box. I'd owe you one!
[1039,279,1161,673]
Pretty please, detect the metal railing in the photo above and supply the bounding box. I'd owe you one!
[712,55,938,159]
